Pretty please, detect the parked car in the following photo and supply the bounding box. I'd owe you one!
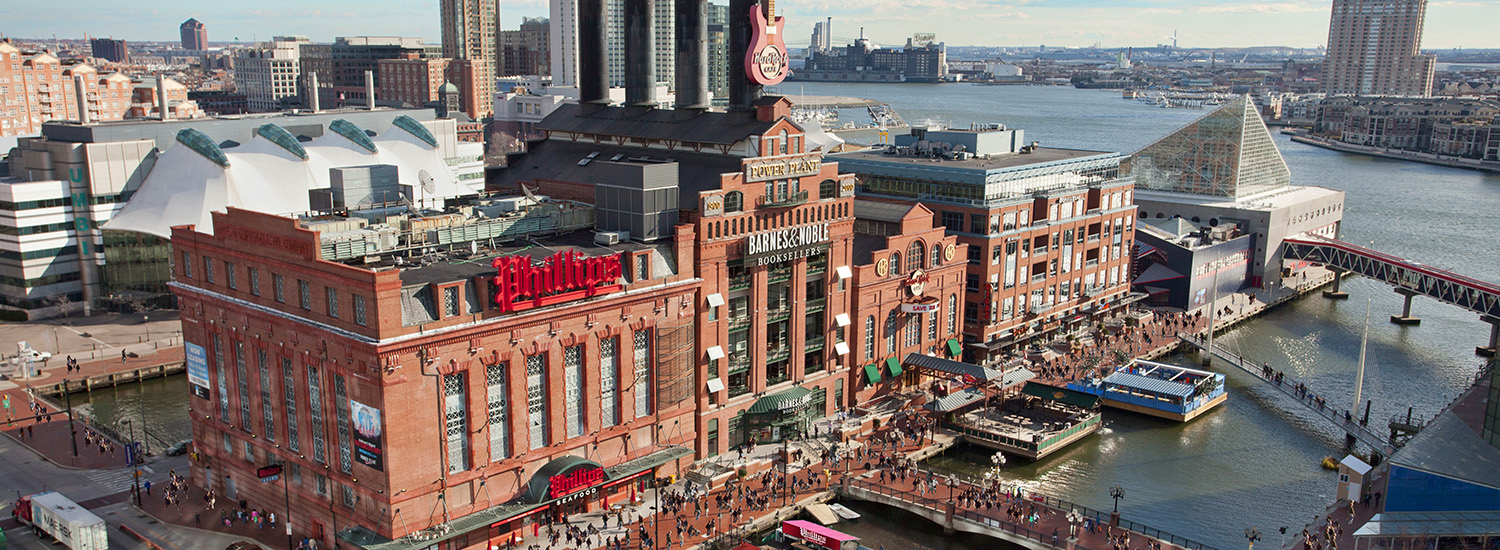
[165,439,193,456]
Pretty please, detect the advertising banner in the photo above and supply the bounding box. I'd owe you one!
[185,342,211,399]
[350,399,384,470]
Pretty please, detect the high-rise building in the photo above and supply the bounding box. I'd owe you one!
[1323,0,1436,97]
[301,36,442,109]
[499,17,550,77]
[0,41,200,137]
[809,20,826,55]
[89,38,128,63]
[550,0,675,91]
[707,2,728,101]
[440,0,499,117]
[180,18,207,51]
[234,36,310,112]
[377,57,451,108]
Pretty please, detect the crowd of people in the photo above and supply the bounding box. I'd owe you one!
[1023,309,1211,385]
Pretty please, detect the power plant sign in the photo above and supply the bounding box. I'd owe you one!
[746,1,788,85]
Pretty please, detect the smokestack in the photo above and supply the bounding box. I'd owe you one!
[157,74,170,121]
[674,0,709,110]
[365,70,376,110]
[73,75,90,125]
[825,17,832,51]
[309,72,321,113]
[727,0,762,111]
[578,0,609,106]
[623,0,657,107]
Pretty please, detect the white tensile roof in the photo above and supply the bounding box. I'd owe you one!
[105,119,472,238]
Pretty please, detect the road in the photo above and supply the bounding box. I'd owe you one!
[0,433,261,549]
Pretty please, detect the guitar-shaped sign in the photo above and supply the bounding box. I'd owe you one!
[745,0,788,85]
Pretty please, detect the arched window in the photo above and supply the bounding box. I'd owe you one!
[885,312,900,355]
[1139,211,1148,219]
[907,240,925,272]
[932,243,943,267]
[724,191,743,213]
[863,316,876,360]
[779,130,789,155]
[890,252,901,276]
[819,179,837,200]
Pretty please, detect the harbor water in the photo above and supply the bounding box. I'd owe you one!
[65,83,1499,550]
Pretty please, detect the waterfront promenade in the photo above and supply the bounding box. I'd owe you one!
[1286,131,1500,174]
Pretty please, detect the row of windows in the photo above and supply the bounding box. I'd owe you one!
[0,245,78,262]
[0,269,81,289]
[705,201,848,241]
[862,294,959,361]
[182,251,369,327]
[0,221,73,236]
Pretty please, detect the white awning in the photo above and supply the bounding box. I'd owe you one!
[707,378,725,393]
[836,266,853,280]
[706,346,726,360]
[834,342,850,356]
[835,313,851,327]
[706,293,725,308]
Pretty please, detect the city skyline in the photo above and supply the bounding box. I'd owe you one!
[3,0,1496,50]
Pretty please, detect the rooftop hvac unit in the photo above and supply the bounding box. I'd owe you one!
[595,231,629,245]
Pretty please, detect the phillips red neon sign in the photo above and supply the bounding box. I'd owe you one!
[548,466,605,499]
[491,250,624,313]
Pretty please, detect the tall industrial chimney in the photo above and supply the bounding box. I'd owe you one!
[73,75,90,125]
[623,0,657,107]
[578,0,609,107]
[674,0,709,110]
[365,70,376,110]
[309,72,321,113]
[156,74,170,121]
[727,0,763,112]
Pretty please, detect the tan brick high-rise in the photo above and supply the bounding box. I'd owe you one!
[1322,0,1436,97]
[440,0,498,118]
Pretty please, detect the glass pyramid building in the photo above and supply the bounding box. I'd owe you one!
[1132,96,1292,199]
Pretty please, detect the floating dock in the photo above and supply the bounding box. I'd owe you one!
[1067,360,1227,422]
[939,381,1101,460]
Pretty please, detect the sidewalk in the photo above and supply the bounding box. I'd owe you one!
[0,415,133,470]
[0,345,184,392]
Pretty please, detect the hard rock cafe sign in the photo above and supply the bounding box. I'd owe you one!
[905,270,930,297]
[745,0,788,85]
[902,270,940,313]
[491,250,623,313]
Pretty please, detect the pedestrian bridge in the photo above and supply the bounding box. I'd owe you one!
[1176,333,1399,457]
[1281,236,1500,354]
[836,476,1218,550]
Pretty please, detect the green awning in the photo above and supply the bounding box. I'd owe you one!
[747,385,814,414]
[947,338,962,357]
[864,363,882,385]
[886,357,903,377]
[1020,381,1100,409]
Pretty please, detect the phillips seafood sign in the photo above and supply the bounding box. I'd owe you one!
[548,466,605,499]
[491,250,623,313]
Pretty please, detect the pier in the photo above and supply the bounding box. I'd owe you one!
[1175,333,1398,456]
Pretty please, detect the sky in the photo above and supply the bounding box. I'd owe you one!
[1,0,1496,50]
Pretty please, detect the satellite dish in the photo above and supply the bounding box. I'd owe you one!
[418,169,437,195]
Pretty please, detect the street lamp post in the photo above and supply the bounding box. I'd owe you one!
[1067,509,1084,540]
[1109,485,1125,527]
[122,419,141,506]
[143,313,150,341]
[1245,526,1262,550]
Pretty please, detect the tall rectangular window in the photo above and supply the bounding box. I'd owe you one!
[205,257,215,283]
[354,295,367,326]
[327,287,339,318]
[258,349,275,442]
[226,262,237,289]
[249,268,260,296]
[928,312,938,341]
[564,345,585,439]
[633,330,652,418]
[235,342,251,431]
[334,374,353,473]
[864,316,876,360]
[307,365,326,464]
[183,252,193,278]
[283,357,299,452]
[299,280,311,310]
[486,363,509,461]
[526,355,547,449]
[214,334,228,422]
[443,286,459,317]
[947,295,957,335]
[599,337,618,428]
[905,314,920,347]
[274,274,285,302]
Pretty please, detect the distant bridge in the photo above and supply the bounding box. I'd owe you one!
[1281,236,1500,355]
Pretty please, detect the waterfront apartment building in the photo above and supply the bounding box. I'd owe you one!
[235,37,310,112]
[0,41,201,137]
[180,19,208,51]
[1314,96,1500,155]
[499,18,550,77]
[1322,0,1436,97]
[833,124,1137,363]
[88,39,128,64]
[441,0,499,117]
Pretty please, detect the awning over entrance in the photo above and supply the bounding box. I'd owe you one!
[747,385,814,414]
[521,456,605,504]
[901,353,1005,383]
[923,387,986,412]
[886,357,902,377]
[1020,381,1100,409]
[864,363,882,384]
[946,338,962,357]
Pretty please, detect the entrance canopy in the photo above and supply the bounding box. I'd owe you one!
[521,456,606,504]
[1021,381,1100,409]
[747,385,814,414]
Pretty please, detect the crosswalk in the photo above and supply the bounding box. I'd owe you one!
[84,468,137,494]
